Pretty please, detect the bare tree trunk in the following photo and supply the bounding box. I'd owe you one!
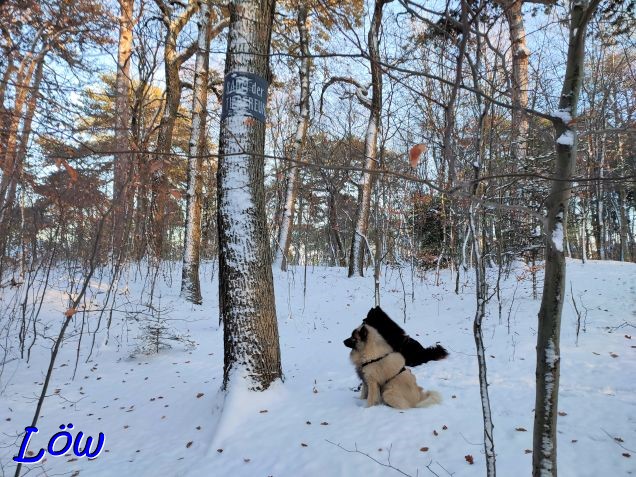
[217,0,281,391]
[181,0,213,304]
[150,0,201,258]
[441,0,469,186]
[470,199,497,477]
[151,33,182,258]
[112,0,135,256]
[327,189,346,267]
[273,4,311,271]
[596,137,606,259]
[0,48,46,213]
[468,35,496,473]
[618,185,628,261]
[2,56,44,229]
[348,0,386,277]
[533,2,600,475]
[0,48,47,257]
[0,52,16,162]
[500,0,530,163]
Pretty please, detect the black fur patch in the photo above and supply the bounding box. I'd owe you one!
[363,306,449,367]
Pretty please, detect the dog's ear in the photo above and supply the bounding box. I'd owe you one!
[359,325,368,341]
[367,306,381,318]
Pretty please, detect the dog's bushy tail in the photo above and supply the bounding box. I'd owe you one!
[416,390,442,408]
[404,343,449,367]
[420,345,449,363]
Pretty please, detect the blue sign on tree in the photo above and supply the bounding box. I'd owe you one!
[221,71,269,123]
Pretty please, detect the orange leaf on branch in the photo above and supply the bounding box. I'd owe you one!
[64,308,77,318]
[56,159,79,184]
[408,143,427,168]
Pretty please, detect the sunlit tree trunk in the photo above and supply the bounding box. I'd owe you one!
[151,0,200,258]
[0,46,47,242]
[348,0,386,277]
[503,0,529,163]
[112,0,135,256]
[181,0,213,304]
[218,0,281,391]
[533,2,600,475]
[273,4,310,271]
[4,57,44,225]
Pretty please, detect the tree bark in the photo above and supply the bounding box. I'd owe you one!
[533,2,600,475]
[441,0,469,186]
[273,4,311,271]
[0,47,47,245]
[217,0,281,391]
[3,56,44,226]
[496,0,531,164]
[348,0,386,277]
[150,0,201,258]
[181,0,214,304]
[327,188,346,267]
[0,47,46,211]
[112,0,135,256]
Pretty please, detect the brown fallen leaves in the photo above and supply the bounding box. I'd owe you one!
[465,454,474,465]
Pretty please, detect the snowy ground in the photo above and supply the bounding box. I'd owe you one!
[0,259,634,477]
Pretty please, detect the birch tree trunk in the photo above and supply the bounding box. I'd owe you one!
[273,4,310,271]
[218,0,281,391]
[328,188,347,267]
[533,2,600,475]
[348,0,386,277]
[470,199,496,477]
[181,0,212,304]
[502,0,529,164]
[112,0,135,255]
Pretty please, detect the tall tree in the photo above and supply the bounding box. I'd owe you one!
[0,0,108,260]
[348,0,390,277]
[497,0,554,164]
[533,1,601,475]
[112,0,135,256]
[217,0,282,390]
[273,3,311,271]
[150,0,201,258]
[181,3,229,304]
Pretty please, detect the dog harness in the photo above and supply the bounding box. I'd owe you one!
[360,353,390,368]
[361,354,407,386]
[385,366,406,385]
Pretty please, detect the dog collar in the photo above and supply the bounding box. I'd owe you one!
[361,353,390,368]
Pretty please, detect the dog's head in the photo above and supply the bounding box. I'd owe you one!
[343,324,368,350]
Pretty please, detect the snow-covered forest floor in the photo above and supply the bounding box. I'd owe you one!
[0,259,634,477]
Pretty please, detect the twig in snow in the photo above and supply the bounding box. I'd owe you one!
[325,440,444,476]
[600,428,636,453]
[325,440,415,476]
[569,281,585,345]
